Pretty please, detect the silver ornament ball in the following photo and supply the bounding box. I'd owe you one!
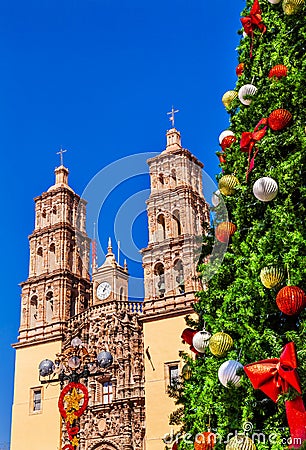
[238,84,257,106]
[253,177,278,202]
[192,330,212,353]
[218,360,244,388]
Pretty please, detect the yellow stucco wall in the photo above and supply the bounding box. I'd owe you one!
[144,315,192,450]
[11,340,62,450]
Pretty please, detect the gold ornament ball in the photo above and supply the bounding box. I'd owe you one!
[222,90,238,109]
[283,0,304,14]
[218,175,239,196]
[181,363,192,381]
[209,332,233,357]
[226,436,256,450]
[260,266,284,289]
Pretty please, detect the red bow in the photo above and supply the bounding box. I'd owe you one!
[240,117,267,180]
[244,342,306,447]
[241,0,266,57]
[181,328,199,355]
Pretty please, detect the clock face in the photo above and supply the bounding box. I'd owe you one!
[97,282,111,300]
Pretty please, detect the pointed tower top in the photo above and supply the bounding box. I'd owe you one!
[124,258,128,273]
[164,128,182,152]
[48,149,73,192]
[167,106,179,128]
[107,237,113,254]
[101,238,117,268]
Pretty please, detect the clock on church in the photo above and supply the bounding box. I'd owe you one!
[96,281,112,300]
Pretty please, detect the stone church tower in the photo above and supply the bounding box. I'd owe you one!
[11,164,92,450]
[10,127,209,450]
[141,127,209,450]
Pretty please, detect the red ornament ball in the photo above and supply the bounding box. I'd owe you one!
[268,109,292,131]
[218,154,226,164]
[236,63,245,77]
[215,222,237,243]
[221,135,237,151]
[194,432,215,450]
[268,64,288,79]
[276,286,306,316]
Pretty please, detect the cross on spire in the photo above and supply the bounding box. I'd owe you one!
[167,106,179,128]
[56,148,67,166]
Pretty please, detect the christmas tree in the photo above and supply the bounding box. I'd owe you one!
[170,1,306,449]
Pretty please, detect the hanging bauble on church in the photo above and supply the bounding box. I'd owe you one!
[238,84,257,105]
[218,175,239,196]
[192,330,211,353]
[276,286,306,316]
[283,0,304,14]
[268,64,288,79]
[268,109,292,131]
[209,332,234,357]
[218,360,244,387]
[253,177,278,202]
[97,351,113,368]
[215,222,237,243]
[226,436,256,450]
[260,266,284,288]
[222,90,238,109]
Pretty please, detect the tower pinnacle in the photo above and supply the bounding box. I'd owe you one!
[56,148,67,167]
[167,106,179,128]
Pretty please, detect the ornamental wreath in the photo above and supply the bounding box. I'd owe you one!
[58,382,89,419]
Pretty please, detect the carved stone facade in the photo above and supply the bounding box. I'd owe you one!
[64,304,145,450]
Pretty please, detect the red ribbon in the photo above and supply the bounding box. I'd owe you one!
[244,342,306,447]
[241,0,266,58]
[181,328,199,355]
[240,117,267,180]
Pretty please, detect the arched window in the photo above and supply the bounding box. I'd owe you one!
[42,209,46,219]
[119,287,124,301]
[30,295,38,328]
[52,205,57,214]
[157,214,166,240]
[159,173,164,186]
[171,169,177,185]
[45,291,53,322]
[37,247,43,273]
[49,243,56,270]
[102,381,113,404]
[173,210,182,237]
[174,259,185,294]
[70,292,77,318]
[154,263,165,298]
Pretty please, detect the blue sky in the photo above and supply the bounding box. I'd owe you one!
[0,0,244,443]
